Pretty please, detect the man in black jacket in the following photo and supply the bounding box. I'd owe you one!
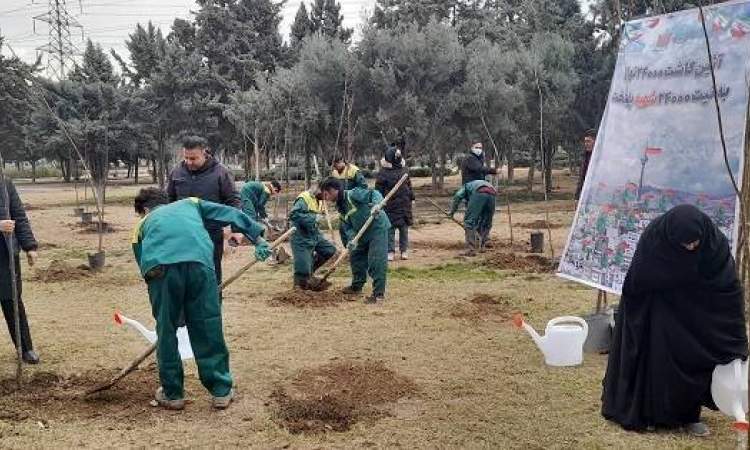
[166,136,241,284]
[0,179,39,364]
[461,142,497,184]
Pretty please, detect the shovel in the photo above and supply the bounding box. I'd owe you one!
[308,173,409,291]
[84,227,296,396]
[426,197,466,228]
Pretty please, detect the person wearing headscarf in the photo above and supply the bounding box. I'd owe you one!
[602,204,748,437]
[375,144,414,261]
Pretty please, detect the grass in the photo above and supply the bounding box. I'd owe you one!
[389,262,504,282]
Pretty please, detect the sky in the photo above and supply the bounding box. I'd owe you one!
[0,0,376,75]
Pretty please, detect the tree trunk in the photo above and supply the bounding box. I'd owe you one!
[438,148,446,191]
[430,147,438,193]
[134,156,139,184]
[527,147,537,192]
[507,147,515,182]
[151,158,157,184]
[254,121,260,181]
[59,157,69,182]
[30,161,36,184]
[304,137,312,190]
[544,147,553,194]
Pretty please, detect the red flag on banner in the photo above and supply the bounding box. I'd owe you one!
[645,147,663,156]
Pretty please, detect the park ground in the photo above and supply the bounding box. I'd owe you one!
[0,170,741,449]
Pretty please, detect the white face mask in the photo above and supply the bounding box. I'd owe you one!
[471,147,483,156]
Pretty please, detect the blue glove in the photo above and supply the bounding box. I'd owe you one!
[254,238,272,261]
[346,240,357,252]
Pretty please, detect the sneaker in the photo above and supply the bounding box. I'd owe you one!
[364,294,385,304]
[213,389,235,410]
[685,422,710,437]
[400,251,409,260]
[342,286,363,295]
[22,350,40,365]
[387,252,395,261]
[154,387,185,411]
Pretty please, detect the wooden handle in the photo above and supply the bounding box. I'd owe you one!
[319,173,409,281]
[426,197,465,228]
[220,226,296,289]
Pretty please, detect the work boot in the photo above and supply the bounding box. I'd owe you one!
[387,252,395,261]
[400,251,409,260]
[685,422,710,437]
[154,387,185,411]
[294,276,311,290]
[22,350,39,365]
[213,389,235,410]
[342,286,363,295]
[364,293,385,305]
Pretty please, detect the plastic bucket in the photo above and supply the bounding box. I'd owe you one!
[88,251,105,271]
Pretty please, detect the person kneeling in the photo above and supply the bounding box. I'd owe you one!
[288,180,338,290]
[132,188,271,411]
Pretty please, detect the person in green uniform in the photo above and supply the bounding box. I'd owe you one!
[240,179,281,225]
[329,182,391,304]
[449,180,497,256]
[132,188,271,411]
[288,179,339,289]
[331,157,368,247]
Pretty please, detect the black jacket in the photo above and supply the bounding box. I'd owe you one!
[461,152,496,184]
[375,167,414,227]
[166,157,241,232]
[0,179,37,300]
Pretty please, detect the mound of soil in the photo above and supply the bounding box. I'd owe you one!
[0,367,157,424]
[483,252,556,273]
[268,289,349,308]
[32,260,92,282]
[449,293,519,322]
[517,220,565,230]
[270,360,417,434]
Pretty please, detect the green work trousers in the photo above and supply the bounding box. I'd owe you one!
[349,225,388,296]
[291,232,337,284]
[147,262,232,400]
[464,192,496,249]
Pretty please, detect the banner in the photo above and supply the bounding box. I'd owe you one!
[558,0,750,294]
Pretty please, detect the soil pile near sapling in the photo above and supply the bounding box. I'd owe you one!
[0,367,157,423]
[449,293,519,322]
[32,260,92,282]
[268,289,349,308]
[270,360,417,434]
[483,252,557,273]
[517,220,565,230]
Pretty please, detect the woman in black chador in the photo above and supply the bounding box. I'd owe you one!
[602,204,747,437]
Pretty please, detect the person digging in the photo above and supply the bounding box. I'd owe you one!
[132,188,272,411]
[240,179,282,231]
[449,180,497,256]
[329,181,391,304]
[288,179,338,290]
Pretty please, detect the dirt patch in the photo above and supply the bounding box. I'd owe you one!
[37,242,59,250]
[270,360,417,434]
[0,367,157,424]
[32,259,92,282]
[76,222,120,234]
[449,293,519,322]
[483,252,557,273]
[517,220,565,230]
[268,289,350,308]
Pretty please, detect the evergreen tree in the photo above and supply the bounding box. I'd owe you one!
[291,2,313,47]
[310,0,353,42]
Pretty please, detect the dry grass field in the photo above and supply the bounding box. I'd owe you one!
[0,171,741,448]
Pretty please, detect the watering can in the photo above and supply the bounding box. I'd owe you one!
[711,358,749,432]
[513,313,588,367]
[114,311,194,361]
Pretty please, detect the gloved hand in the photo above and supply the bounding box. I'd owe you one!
[346,240,358,252]
[254,238,272,261]
[371,204,382,216]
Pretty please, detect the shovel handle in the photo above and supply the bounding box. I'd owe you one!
[426,197,465,228]
[219,227,296,289]
[318,173,410,282]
